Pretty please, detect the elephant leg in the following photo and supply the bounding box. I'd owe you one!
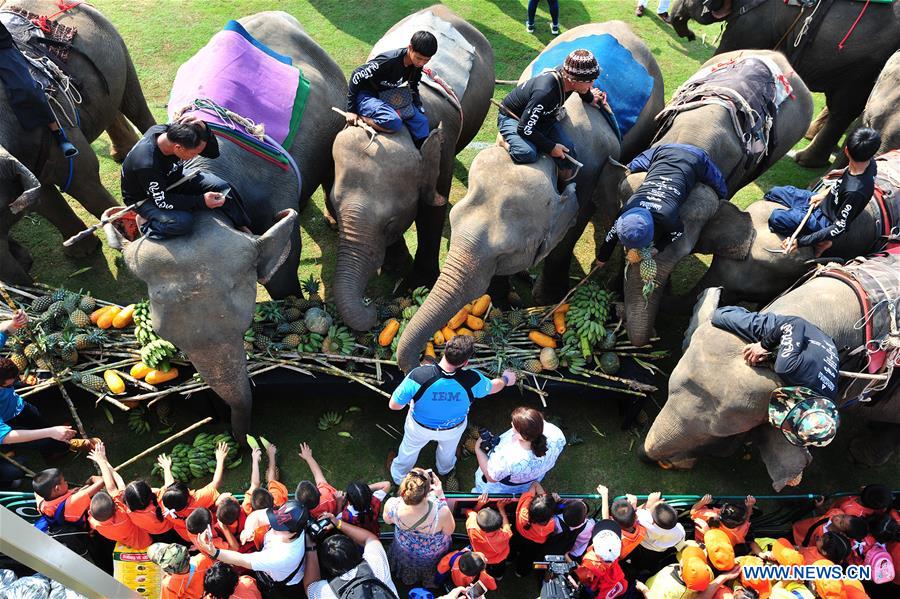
[35,185,100,258]
[486,275,512,309]
[120,57,156,134]
[8,238,33,274]
[804,107,829,141]
[106,113,139,163]
[848,422,900,467]
[384,238,412,275]
[795,85,869,168]
[0,235,33,284]
[409,203,448,289]
[533,200,595,305]
[262,237,303,299]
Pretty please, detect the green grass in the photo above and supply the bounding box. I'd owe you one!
[15,1,896,498]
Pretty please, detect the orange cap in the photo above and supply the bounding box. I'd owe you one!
[681,557,714,591]
[772,537,804,567]
[705,528,736,570]
[841,579,867,599]
[740,556,773,598]
[680,544,707,563]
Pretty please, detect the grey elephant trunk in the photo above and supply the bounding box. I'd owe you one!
[397,239,494,373]
[624,256,676,346]
[184,338,253,441]
[334,220,382,332]
[0,149,41,214]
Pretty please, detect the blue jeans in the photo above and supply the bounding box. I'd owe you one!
[527,0,559,26]
[766,185,831,237]
[355,92,430,142]
[497,113,576,168]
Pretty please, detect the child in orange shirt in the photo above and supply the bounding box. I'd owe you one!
[513,481,558,577]
[296,441,339,518]
[610,497,646,559]
[148,542,213,599]
[203,561,262,599]
[240,443,288,516]
[834,483,893,518]
[215,494,248,551]
[123,479,173,539]
[157,442,229,542]
[33,467,104,524]
[86,441,152,549]
[466,494,514,580]
[437,548,498,592]
[690,493,755,545]
[185,507,228,552]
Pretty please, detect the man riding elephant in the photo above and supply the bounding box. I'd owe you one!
[768,128,881,257]
[498,49,607,187]
[120,118,252,240]
[594,143,728,293]
[344,30,437,147]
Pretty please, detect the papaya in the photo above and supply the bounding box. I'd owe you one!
[553,310,567,335]
[447,306,469,330]
[424,342,436,360]
[112,304,136,328]
[145,368,179,385]
[529,330,557,348]
[378,319,400,347]
[441,326,456,342]
[466,314,485,331]
[130,362,153,379]
[470,294,491,317]
[97,306,122,329]
[103,370,126,395]
[433,330,445,345]
[456,327,473,337]
[90,305,114,324]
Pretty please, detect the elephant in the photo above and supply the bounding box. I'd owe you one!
[643,263,900,491]
[396,21,664,373]
[668,0,900,167]
[830,50,900,171]
[113,11,346,439]
[330,4,494,332]
[619,50,813,347]
[0,0,155,283]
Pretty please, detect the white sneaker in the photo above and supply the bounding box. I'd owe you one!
[551,24,560,35]
[526,21,535,33]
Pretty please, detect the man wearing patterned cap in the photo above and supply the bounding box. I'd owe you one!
[498,49,608,186]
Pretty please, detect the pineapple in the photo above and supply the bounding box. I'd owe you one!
[507,309,524,327]
[86,330,106,348]
[69,309,91,329]
[539,321,557,337]
[30,295,53,313]
[356,332,374,346]
[276,323,292,336]
[282,334,301,348]
[251,322,265,334]
[443,472,460,492]
[302,275,323,304]
[472,330,487,343]
[398,297,413,310]
[72,371,107,393]
[522,359,543,374]
[23,343,41,360]
[78,295,97,313]
[50,288,68,302]
[62,293,81,314]
[288,321,308,335]
[285,307,302,322]
[44,333,63,350]
[487,307,502,321]
[243,340,254,352]
[253,334,272,351]
[9,353,27,372]
[74,333,92,351]
[43,301,67,323]
[58,333,79,365]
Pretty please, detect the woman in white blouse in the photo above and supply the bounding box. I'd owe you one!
[472,407,566,494]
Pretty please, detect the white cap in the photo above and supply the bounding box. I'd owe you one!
[591,519,622,562]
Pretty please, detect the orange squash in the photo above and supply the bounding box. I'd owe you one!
[378,319,400,347]
[129,362,153,379]
[441,326,456,342]
[554,303,570,314]
[553,310,567,335]
[447,306,469,330]
[529,330,557,348]
[103,370,126,395]
[455,327,473,337]
[466,314,485,331]
[145,368,179,385]
[470,294,491,317]
[424,342,436,360]
[433,330,445,345]
[97,306,122,329]
[112,304,136,328]
[90,306,114,324]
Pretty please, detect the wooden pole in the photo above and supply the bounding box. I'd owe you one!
[113,416,212,472]
[0,451,35,477]
[539,261,604,324]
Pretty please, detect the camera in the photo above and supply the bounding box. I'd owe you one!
[478,427,501,455]
[305,516,335,541]
[534,555,580,599]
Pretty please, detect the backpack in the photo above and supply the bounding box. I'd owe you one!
[33,498,90,557]
[329,562,398,599]
[864,544,895,584]
[433,548,468,588]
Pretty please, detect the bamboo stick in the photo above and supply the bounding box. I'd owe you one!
[0,451,35,477]
[97,393,131,412]
[113,416,213,471]
[531,372,647,397]
[312,359,390,398]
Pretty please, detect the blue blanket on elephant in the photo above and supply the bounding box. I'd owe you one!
[526,34,654,137]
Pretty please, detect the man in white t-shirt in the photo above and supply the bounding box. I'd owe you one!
[303,513,398,598]
[197,500,308,587]
[635,492,685,552]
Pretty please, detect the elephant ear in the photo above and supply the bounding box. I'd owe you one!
[694,201,754,259]
[256,209,298,284]
[417,123,444,207]
[533,182,579,266]
[0,150,41,214]
[753,424,812,492]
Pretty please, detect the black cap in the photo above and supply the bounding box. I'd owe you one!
[267,499,308,533]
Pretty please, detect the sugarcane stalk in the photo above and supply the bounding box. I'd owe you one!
[376,424,398,439]
[312,358,390,398]
[113,416,213,472]
[531,372,647,397]
[583,368,658,392]
[96,393,131,412]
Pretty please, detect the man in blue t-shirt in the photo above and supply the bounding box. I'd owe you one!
[388,336,515,484]
[0,311,75,473]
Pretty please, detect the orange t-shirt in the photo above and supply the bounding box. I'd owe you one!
[835,496,881,519]
[620,523,647,559]
[576,548,618,587]
[126,504,173,535]
[437,550,498,591]
[792,508,842,547]
[691,506,750,545]
[799,545,826,564]
[89,494,152,549]
[516,490,556,544]
[466,511,513,564]
[38,488,92,523]
[241,480,289,514]
[160,483,219,542]
[311,481,338,518]
[160,554,212,599]
[231,575,263,599]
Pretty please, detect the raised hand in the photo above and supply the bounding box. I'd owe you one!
[298,442,313,461]
[157,453,172,470]
[215,441,230,463]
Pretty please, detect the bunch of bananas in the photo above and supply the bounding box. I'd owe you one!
[127,408,151,434]
[152,432,241,482]
[133,301,159,346]
[321,325,354,356]
[567,282,615,358]
[298,331,324,353]
[317,411,342,430]
[140,338,178,369]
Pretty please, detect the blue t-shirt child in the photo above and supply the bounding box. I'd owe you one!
[0,331,25,442]
[392,363,493,429]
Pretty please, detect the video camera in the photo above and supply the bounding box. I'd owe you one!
[534,555,580,599]
[305,516,335,541]
[478,427,502,455]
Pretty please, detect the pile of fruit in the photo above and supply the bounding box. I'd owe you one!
[151,431,241,483]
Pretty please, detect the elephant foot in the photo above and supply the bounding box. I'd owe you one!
[656,457,697,470]
[793,146,832,169]
[62,233,100,258]
[848,434,895,467]
[109,147,129,164]
[9,239,33,273]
